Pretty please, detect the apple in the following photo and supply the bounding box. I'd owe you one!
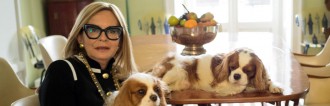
[200,12,214,22]
[179,19,186,27]
[187,12,198,20]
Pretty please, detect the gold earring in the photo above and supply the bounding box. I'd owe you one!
[79,43,84,48]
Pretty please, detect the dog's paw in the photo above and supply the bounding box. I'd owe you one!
[269,85,283,93]
[244,86,256,92]
[216,89,242,96]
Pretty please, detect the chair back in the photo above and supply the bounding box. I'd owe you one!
[0,57,35,106]
[314,36,330,64]
[38,35,67,69]
[305,77,330,105]
[11,94,39,106]
[302,65,330,105]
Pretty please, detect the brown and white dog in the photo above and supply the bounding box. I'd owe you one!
[106,73,168,106]
[149,48,283,96]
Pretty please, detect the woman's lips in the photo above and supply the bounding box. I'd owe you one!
[95,46,110,51]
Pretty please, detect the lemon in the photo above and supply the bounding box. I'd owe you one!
[168,16,179,26]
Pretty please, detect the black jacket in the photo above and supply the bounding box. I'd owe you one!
[39,55,116,106]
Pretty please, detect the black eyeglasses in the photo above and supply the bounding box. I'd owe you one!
[83,24,123,40]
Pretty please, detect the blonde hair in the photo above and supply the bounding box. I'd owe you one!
[64,2,137,79]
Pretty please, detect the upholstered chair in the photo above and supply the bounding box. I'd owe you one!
[35,35,67,87]
[0,57,35,106]
[38,35,67,69]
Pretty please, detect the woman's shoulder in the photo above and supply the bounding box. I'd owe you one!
[45,57,81,81]
[48,59,69,68]
[47,56,80,72]
[49,56,79,66]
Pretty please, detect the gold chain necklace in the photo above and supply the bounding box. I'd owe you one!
[77,53,120,103]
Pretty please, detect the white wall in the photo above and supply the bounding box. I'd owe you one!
[0,0,22,71]
[1,0,46,87]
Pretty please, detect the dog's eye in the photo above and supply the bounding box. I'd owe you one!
[137,89,146,95]
[246,71,255,78]
[154,86,160,93]
[229,66,236,71]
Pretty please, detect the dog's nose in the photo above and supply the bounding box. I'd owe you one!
[234,74,241,80]
[150,94,158,101]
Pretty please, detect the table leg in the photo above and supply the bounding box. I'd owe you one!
[285,100,289,106]
[198,104,211,106]
[171,104,183,106]
[275,101,281,106]
[293,99,300,106]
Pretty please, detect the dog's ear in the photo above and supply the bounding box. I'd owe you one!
[211,52,232,87]
[156,77,169,106]
[252,55,268,91]
[114,79,134,106]
[148,55,175,78]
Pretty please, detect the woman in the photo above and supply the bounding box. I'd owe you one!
[38,2,138,106]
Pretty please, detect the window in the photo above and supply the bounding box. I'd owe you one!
[170,0,292,49]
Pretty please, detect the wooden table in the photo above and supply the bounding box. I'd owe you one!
[131,34,309,106]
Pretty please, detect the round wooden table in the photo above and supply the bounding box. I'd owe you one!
[131,35,309,106]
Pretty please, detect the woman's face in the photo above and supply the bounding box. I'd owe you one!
[78,10,120,63]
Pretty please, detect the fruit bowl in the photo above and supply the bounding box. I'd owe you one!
[171,25,219,55]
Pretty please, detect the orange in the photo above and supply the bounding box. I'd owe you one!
[184,19,198,28]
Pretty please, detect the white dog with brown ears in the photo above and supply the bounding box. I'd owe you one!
[106,73,168,106]
[149,48,283,96]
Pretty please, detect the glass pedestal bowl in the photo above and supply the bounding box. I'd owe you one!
[170,25,218,55]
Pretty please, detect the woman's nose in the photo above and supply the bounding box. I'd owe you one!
[99,31,108,41]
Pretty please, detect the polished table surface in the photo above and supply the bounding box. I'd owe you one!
[130,34,309,106]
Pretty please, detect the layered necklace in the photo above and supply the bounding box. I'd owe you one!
[77,53,121,103]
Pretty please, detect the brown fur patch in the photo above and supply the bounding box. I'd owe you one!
[184,58,198,84]
[148,56,175,78]
[114,78,145,106]
[211,53,225,76]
